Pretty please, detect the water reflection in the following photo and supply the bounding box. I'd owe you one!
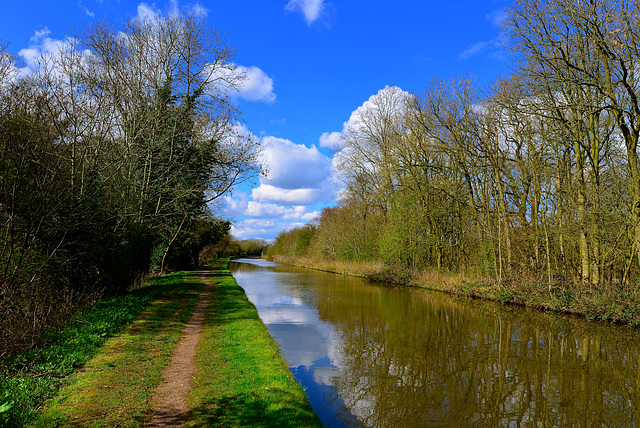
[231,258,640,427]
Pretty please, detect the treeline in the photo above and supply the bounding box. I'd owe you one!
[0,11,261,353]
[270,0,640,296]
[203,237,267,261]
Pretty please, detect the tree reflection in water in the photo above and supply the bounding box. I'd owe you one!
[232,259,640,427]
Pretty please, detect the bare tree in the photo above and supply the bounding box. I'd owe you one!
[505,0,640,283]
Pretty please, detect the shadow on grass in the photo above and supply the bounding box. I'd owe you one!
[8,271,206,428]
[186,389,321,428]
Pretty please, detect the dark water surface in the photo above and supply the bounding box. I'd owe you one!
[230,258,640,427]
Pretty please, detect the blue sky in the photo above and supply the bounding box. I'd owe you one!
[1,0,512,241]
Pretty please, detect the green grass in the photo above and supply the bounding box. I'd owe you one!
[2,261,323,427]
[186,260,324,428]
[0,272,203,428]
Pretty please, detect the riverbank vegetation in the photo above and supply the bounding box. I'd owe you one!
[268,0,640,325]
[0,9,263,355]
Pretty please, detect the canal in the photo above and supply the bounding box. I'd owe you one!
[230,258,640,427]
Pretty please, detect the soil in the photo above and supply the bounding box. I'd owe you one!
[144,273,213,427]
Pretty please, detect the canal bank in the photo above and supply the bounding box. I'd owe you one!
[268,254,640,327]
[2,260,322,427]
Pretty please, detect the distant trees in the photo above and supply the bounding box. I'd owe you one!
[269,222,317,258]
[270,0,640,294]
[0,11,261,352]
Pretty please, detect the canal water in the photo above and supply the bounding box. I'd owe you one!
[230,258,640,427]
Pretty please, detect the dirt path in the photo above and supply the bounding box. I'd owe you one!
[144,273,213,427]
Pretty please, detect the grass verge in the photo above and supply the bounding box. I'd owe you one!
[0,271,203,427]
[186,260,324,428]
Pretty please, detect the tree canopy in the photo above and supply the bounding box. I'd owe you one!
[0,11,262,353]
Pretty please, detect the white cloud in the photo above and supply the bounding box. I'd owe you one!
[301,211,319,221]
[486,9,506,28]
[260,136,331,190]
[251,184,328,205]
[458,9,507,60]
[459,41,492,59]
[208,63,276,103]
[217,127,335,239]
[137,1,208,22]
[319,86,410,200]
[232,220,307,240]
[80,3,95,17]
[319,131,341,149]
[236,219,275,230]
[330,147,352,201]
[346,85,409,129]
[236,65,276,103]
[17,28,76,75]
[285,0,326,25]
[227,87,414,241]
[231,219,278,240]
[248,201,318,220]
[137,3,159,22]
[320,85,409,150]
[222,131,334,240]
[226,198,321,241]
[223,190,251,217]
[192,3,209,17]
[246,201,290,218]
[224,193,319,221]
[231,218,311,241]
[169,0,180,15]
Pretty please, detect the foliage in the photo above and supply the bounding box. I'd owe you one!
[0,11,261,354]
[268,224,317,258]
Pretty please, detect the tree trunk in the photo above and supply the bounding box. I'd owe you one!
[160,212,188,274]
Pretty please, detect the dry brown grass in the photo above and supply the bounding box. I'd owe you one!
[414,268,487,290]
[269,255,640,326]
[269,255,385,278]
